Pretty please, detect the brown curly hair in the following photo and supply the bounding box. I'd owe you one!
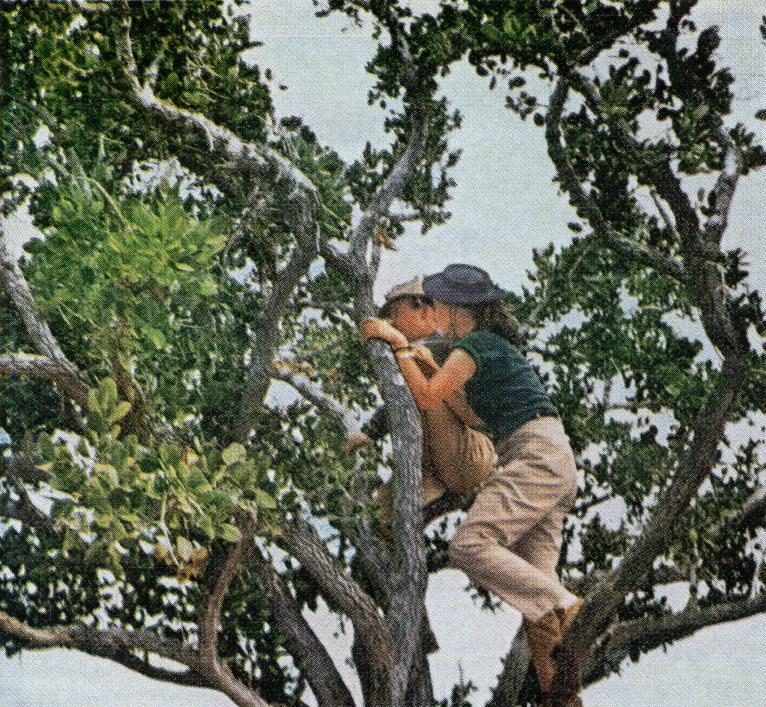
[465,301,523,347]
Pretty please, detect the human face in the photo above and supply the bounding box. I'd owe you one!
[431,301,451,333]
[431,301,474,340]
[389,296,437,341]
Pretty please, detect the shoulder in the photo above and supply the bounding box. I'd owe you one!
[454,330,498,367]
[457,330,516,354]
[455,330,524,370]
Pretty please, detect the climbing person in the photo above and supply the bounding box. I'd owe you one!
[361,264,583,705]
[352,276,495,534]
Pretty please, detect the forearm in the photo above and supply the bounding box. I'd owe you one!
[395,352,442,409]
[360,318,463,409]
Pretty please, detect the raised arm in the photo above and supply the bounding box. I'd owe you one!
[361,317,476,410]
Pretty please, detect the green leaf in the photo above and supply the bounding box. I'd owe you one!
[254,488,277,510]
[94,513,114,529]
[207,234,228,250]
[98,377,118,411]
[95,463,120,489]
[176,535,193,562]
[200,513,216,540]
[159,444,183,468]
[187,467,212,493]
[222,443,246,466]
[87,388,101,413]
[218,523,242,543]
[199,275,218,296]
[63,528,80,553]
[144,327,168,349]
[108,401,133,424]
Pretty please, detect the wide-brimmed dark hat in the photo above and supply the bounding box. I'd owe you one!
[423,264,507,305]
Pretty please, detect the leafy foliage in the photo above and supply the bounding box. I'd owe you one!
[2,2,766,705]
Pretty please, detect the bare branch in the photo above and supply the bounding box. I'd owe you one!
[423,489,472,525]
[583,593,766,687]
[0,449,50,486]
[109,349,154,445]
[324,17,433,701]
[233,237,318,443]
[349,116,427,262]
[320,241,357,282]
[575,3,663,65]
[304,300,356,319]
[544,79,686,283]
[248,545,356,707]
[559,354,749,669]
[0,514,274,706]
[0,607,280,707]
[198,516,256,669]
[345,5,427,264]
[0,229,90,407]
[701,475,766,547]
[361,340,427,702]
[387,211,421,223]
[0,351,89,411]
[0,352,50,377]
[487,625,531,707]
[100,652,209,689]
[112,7,318,200]
[703,131,744,247]
[564,564,688,597]
[650,189,676,234]
[0,610,199,667]
[653,0,737,253]
[316,44,433,702]
[279,518,395,701]
[271,361,361,438]
[1,455,55,534]
[565,70,703,252]
[551,73,746,357]
[370,236,383,278]
[739,483,766,528]
[111,7,323,444]
[573,490,616,516]
[341,101,432,702]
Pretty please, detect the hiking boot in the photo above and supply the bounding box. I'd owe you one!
[556,598,584,637]
[550,598,585,706]
[523,609,562,694]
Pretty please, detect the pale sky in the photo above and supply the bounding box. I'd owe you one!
[3,2,766,706]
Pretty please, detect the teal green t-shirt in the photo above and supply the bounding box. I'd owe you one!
[454,330,558,441]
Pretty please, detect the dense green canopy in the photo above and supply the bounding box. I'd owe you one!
[1,2,765,706]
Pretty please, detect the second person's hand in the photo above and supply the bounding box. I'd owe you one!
[360,317,408,348]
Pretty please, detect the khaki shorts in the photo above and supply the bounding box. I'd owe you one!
[376,398,495,530]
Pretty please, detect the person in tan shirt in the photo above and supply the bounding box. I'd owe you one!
[350,276,495,533]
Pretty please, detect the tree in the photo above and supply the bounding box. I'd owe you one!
[1,2,765,707]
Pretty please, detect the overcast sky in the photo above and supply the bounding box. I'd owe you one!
[3,2,766,705]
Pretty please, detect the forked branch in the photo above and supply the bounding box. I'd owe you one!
[0,228,90,407]
[544,79,686,283]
